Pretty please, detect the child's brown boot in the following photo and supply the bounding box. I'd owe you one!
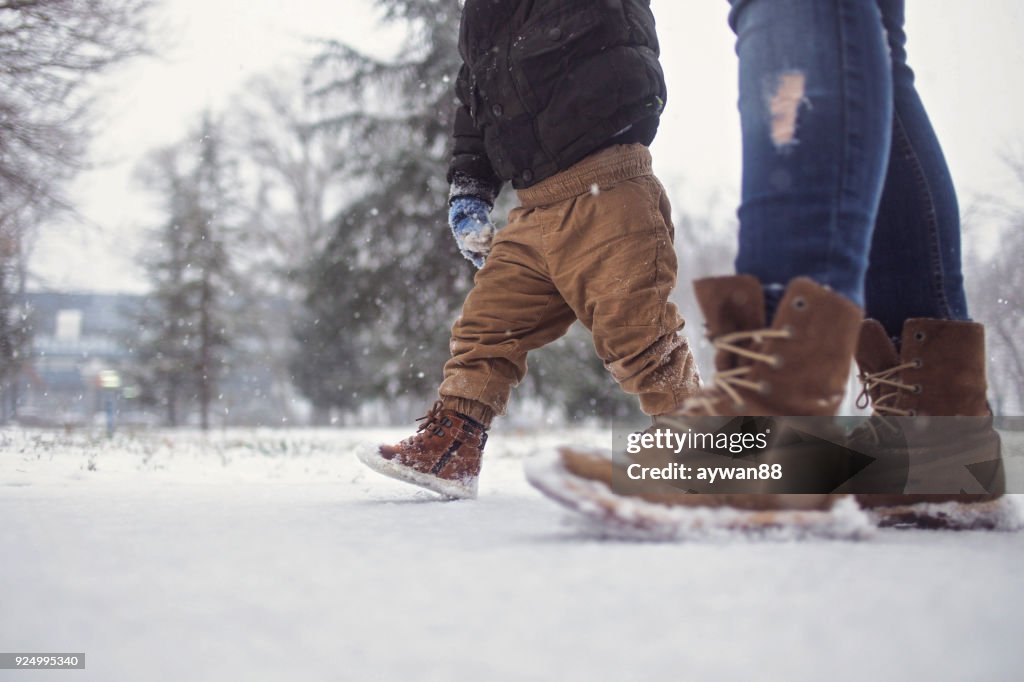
[359,401,487,499]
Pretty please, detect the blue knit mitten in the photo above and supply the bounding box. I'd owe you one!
[448,196,497,268]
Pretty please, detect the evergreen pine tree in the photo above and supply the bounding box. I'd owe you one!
[133,115,238,429]
[293,0,467,412]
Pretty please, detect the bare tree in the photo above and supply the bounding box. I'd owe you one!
[0,0,152,419]
[0,0,153,215]
[225,72,351,424]
[964,153,1024,414]
[232,72,348,287]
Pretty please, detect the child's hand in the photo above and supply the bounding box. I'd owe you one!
[448,196,497,268]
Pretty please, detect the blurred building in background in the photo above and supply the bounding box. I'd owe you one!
[4,293,138,427]
[1,292,301,428]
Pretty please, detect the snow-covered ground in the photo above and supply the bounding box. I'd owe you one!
[1,426,1023,681]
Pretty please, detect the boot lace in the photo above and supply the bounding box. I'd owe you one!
[403,400,448,446]
[683,327,793,413]
[854,362,920,442]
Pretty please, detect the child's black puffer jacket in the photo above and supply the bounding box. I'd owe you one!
[448,0,666,201]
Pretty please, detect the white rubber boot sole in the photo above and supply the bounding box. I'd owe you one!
[357,445,478,500]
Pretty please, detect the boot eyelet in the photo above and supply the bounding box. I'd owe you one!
[907,410,917,417]
[913,358,923,369]
[769,355,784,369]
[792,297,808,310]
[781,324,795,339]
[914,331,926,342]
[758,381,772,395]
[912,384,923,394]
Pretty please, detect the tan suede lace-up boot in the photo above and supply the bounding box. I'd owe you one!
[539,275,865,516]
[668,275,862,417]
[848,318,1007,528]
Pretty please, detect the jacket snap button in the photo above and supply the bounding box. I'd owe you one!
[522,169,534,183]
[491,104,503,117]
[548,27,562,41]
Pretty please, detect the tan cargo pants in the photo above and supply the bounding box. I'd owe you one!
[440,144,700,419]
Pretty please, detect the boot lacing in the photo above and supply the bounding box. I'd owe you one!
[684,327,793,413]
[856,362,919,416]
[403,400,447,446]
[855,362,920,441]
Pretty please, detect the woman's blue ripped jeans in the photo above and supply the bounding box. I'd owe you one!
[727,0,969,337]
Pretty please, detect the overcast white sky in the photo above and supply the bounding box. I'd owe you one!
[30,0,1024,293]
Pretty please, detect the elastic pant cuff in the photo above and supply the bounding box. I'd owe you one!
[442,397,494,429]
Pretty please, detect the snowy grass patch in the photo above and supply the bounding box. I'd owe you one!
[0,425,611,489]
